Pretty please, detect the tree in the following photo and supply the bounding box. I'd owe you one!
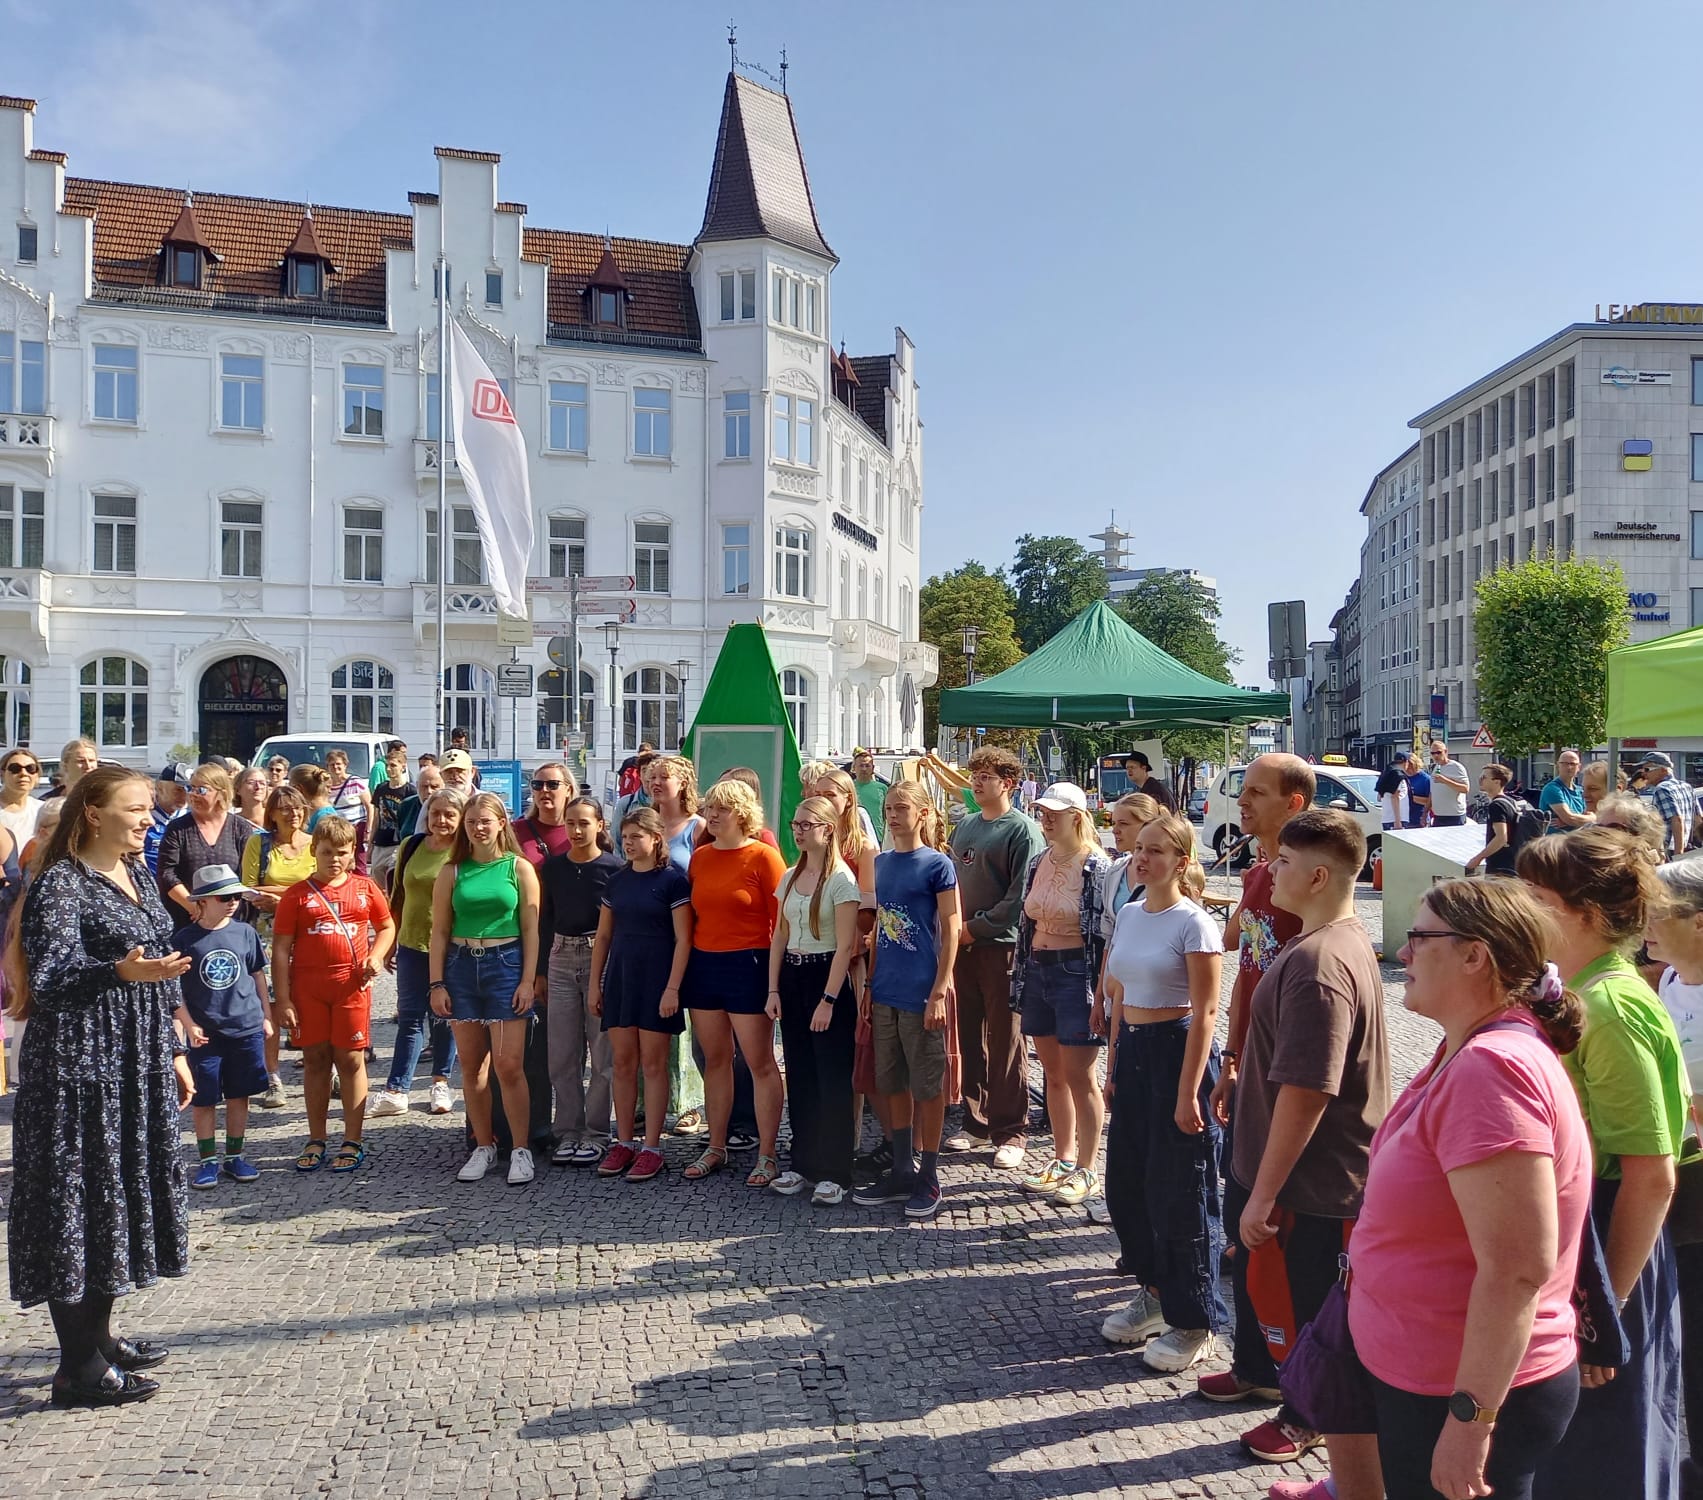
[1008,535,1108,653]
[1116,572,1242,771]
[1473,555,1630,757]
[919,563,1024,748]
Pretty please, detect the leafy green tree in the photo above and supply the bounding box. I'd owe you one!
[1116,572,1242,770]
[1008,535,1108,653]
[919,563,1024,748]
[1473,555,1630,756]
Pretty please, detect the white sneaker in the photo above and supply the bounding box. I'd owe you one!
[811,1180,845,1205]
[770,1171,809,1196]
[507,1147,535,1186]
[457,1145,498,1182]
[1142,1327,1216,1372]
[1101,1289,1168,1346]
[428,1080,453,1115]
[992,1142,1027,1171]
[367,1090,409,1118]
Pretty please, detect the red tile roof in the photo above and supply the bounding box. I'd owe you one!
[28,149,66,165]
[698,74,834,262]
[588,240,628,292]
[0,96,36,113]
[522,227,699,345]
[164,197,220,260]
[285,212,337,271]
[434,147,500,164]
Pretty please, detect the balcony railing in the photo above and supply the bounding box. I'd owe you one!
[0,412,53,465]
[415,438,458,481]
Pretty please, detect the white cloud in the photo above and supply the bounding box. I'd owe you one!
[34,1,393,188]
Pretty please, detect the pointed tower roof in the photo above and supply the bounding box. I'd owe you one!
[163,194,221,261]
[285,208,339,272]
[697,73,835,262]
[588,236,628,291]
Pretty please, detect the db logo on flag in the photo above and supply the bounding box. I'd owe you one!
[471,379,516,423]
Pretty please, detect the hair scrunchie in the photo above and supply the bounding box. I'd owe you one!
[1527,961,1565,1015]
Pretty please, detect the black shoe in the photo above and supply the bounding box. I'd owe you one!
[855,1140,894,1172]
[726,1130,759,1153]
[107,1338,169,1372]
[852,1170,917,1206]
[50,1366,159,1408]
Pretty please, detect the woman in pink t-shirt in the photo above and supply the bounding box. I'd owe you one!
[1349,878,1592,1500]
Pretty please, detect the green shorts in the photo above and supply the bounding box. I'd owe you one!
[872,1002,946,1101]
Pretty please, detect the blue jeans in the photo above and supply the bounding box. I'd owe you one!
[388,946,457,1091]
[446,941,524,1024]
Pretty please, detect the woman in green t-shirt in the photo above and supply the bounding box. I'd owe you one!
[1518,827,1686,1497]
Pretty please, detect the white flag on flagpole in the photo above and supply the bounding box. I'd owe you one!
[447,319,533,620]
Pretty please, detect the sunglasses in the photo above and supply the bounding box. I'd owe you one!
[5,762,37,775]
[189,785,215,796]
[531,779,567,790]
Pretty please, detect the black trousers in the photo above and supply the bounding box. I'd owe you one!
[1678,1240,1703,1493]
[1370,1365,1579,1500]
[777,954,857,1186]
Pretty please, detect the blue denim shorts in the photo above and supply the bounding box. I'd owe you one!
[446,941,525,1024]
[188,1028,270,1107]
[1020,949,1102,1047]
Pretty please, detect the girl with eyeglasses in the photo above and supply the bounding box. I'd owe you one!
[155,766,256,923]
[766,796,862,1205]
[322,750,373,875]
[0,748,44,845]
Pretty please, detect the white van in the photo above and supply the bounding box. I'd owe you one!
[1202,762,1385,868]
[250,732,396,781]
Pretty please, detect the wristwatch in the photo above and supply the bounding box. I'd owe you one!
[1447,1390,1498,1426]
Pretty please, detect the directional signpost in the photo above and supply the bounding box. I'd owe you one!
[525,577,639,759]
[495,661,534,698]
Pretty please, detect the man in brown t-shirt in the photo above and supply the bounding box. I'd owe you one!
[1217,809,1389,1494]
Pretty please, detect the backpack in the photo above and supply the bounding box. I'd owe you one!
[1494,796,1545,854]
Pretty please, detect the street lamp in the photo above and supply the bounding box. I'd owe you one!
[601,620,621,776]
[674,658,691,748]
[960,623,984,686]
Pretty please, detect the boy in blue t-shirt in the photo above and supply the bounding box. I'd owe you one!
[853,784,960,1220]
[172,863,273,1189]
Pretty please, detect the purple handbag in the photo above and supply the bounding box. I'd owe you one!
[1277,1258,1378,1435]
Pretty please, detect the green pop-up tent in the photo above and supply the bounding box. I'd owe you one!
[684,622,804,862]
[938,601,1291,731]
[1606,622,1703,737]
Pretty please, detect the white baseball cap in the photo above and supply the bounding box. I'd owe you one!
[1032,781,1088,813]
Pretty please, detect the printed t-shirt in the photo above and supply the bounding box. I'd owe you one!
[872,846,957,1014]
[1565,950,1690,1177]
[1658,967,1703,1143]
[1538,777,1584,831]
[778,864,860,955]
[274,873,392,991]
[371,779,414,847]
[396,840,452,953]
[1349,1014,1592,1396]
[1104,897,1222,1010]
[1231,917,1391,1213]
[172,919,268,1036]
[950,807,1046,944]
[539,850,620,936]
[1481,795,1522,875]
[603,863,692,944]
[689,841,787,952]
[1429,759,1469,817]
[1237,859,1302,985]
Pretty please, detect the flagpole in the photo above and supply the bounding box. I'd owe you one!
[435,254,450,755]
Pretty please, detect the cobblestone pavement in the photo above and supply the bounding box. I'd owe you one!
[0,890,1432,1499]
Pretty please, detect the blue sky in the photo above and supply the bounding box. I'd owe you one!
[12,0,1703,675]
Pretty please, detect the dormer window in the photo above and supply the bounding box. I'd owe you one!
[282,209,336,300]
[158,195,219,290]
[587,238,628,329]
[289,258,321,298]
[595,290,621,325]
[169,247,200,288]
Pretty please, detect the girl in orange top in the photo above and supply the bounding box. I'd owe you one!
[682,778,787,1185]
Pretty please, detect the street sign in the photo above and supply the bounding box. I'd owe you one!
[495,661,534,698]
[473,759,524,815]
[546,635,572,668]
[575,596,636,615]
[576,574,636,593]
[496,612,531,647]
[1471,724,1495,749]
[526,577,575,594]
[534,609,631,636]
[562,732,587,752]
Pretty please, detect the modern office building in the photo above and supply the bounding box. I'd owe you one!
[1354,443,1422,766]
[1087,518,1218,602]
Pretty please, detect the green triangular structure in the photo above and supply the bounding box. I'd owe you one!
[685,623,804,862]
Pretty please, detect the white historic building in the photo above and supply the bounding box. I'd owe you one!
[1352,442,1422,765]
[0,74,936,777]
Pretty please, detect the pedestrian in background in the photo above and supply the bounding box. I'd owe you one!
[55,738,100,797]
[1426,741,1471,828]
[323,748,373,875]
[0,745,44,847]
[368,745,415,888]
[1639,751,1697,859]
[1402,752,1431,828]
[1540,749,1593,832]
[156,765,255,923]
[850,747,888,844]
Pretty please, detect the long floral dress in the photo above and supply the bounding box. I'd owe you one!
[8,857,189,1308]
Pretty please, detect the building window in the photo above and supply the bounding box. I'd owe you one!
[288,257,320,298]
[899,582,913,637]
[594,288,621,326]
[857,459,869,519]
[781,668,811,749]
[80,655,147,747]
[622,666,681,752]
[722,523,750,595]
[1486,399,1499,454]
[838,554,850,617]
[538,668,597,751]
[331,659,395,735]
[1470,478,1482,530]
[93,344,138,423]
[0,484,44,568]
[1563,438,1575,495]
[547,514,586,579]
[1521,381,1536,439]
[1694,359,1703,407]
[724,390,750,458]
[1695,589,1703,628]
[425,505,486,585]
[1439,554,1449,603]
[1543,519,1555,556]
[342,363,384,438]
[0,656,30,744]
[874,473,886,530]
[92,493,137,574]
[1561,361,1575,419]
[547,381,588,453]
[485,271,502,307]
[342,505,383,583]
[219,353,264,431]
[873,569,885,623]
[1541,371,1556,430]
[17,224,36,264]
[1564,513,1576,555]
[857,563,868,619]
[1543,446,1556,503]
[0,332,45,414]
[772,270,785,323]
[425,372,442,442]
[839,445,852,508]
[634,521,670,593]
[1439,426,1451,477]
[1523,454,1537,508]
[1469,411,1481,463]
[719,270,757,322]
[219,499,263,578]
[1524,525,1536,560]
[1693,511,1703,559]
[1693,435,1703,484]
[773,524,813,599]
[166,246,201,289]
[633,388,671,457]
[805,283,819,335]
[773,394,815,466]
[444,663,497,752]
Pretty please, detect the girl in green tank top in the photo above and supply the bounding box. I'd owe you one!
[451,853,522,939]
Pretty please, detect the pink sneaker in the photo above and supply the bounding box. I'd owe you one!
[597,1142,637,1177]
[625,1147,666,1182]
[1242,1417,1323,1464]
[1268,1480,1336,1500]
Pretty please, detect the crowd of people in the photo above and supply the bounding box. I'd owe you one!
[5,735,1701,1500]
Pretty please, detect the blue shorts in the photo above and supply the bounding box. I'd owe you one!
[188,1029,270,1107]
[446,941,526,1024]
[683,947,768,1016]
[1019,949,1102,1047]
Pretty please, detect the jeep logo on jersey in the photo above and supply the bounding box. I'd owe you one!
[471,379,515,423]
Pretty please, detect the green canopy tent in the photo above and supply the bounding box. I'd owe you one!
[938,601,1291,733]
[684,622,804,862]
[1606,622,1703,739]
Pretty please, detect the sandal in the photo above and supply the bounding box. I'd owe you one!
[682,1146,728,1180]
[294,1140,328,1172]
[329,1141,366,1173]
[746,1154,780,1188]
